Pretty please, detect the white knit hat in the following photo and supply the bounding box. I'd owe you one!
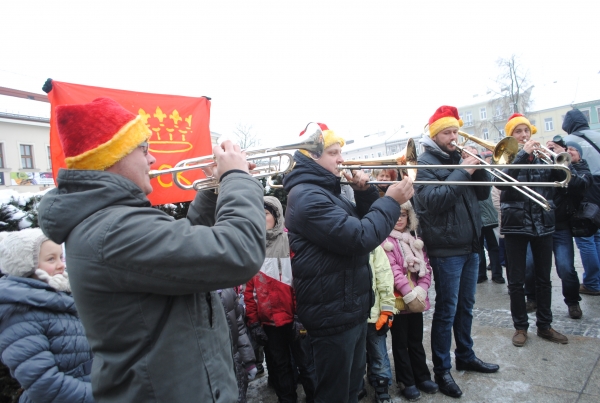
[0,228,49,277]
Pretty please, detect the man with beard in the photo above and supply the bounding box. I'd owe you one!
[413,106,499,398]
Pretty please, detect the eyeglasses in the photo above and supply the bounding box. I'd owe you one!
[138,142,149,156]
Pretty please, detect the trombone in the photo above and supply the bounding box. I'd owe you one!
[148,122,325,191]
[338,132,571,211]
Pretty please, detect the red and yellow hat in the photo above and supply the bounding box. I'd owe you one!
[56,97,151,170]
[428,105,463,138]
[299,122,345,157]
[504,113,537,137]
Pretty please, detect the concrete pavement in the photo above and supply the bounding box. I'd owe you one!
[247,251,600,402]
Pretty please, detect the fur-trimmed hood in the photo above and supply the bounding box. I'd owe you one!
[400,201,418,233]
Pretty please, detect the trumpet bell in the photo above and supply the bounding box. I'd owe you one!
[269,122,324,160]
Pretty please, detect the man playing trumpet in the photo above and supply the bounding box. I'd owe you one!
[413,105,498,398]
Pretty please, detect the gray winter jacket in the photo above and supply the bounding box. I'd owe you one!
[0,276,94,403]
[38,169,266,403]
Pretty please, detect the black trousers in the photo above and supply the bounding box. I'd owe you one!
[263,323,317,403]
[504,234,554,330]
[390,313,432,387]
[478,226,503,280]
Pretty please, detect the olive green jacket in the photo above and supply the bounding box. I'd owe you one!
[38,169,266,403]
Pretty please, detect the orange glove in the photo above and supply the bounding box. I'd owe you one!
[375,311,394,331]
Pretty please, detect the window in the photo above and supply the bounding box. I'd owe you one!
[364,155,368,159]
[480,107,487,120]
[544,117,554,131]
[530,119,536,126]
[495,105,502,117]
[581,109,591,123]
[0,143,4,168]
[509,104,515,114]
[482,128,489,140]
[20,144,34,169]
[498,129,505,138]
[596,107,600,123]
[377,152,382,157]
[47,145,52,169]
[464,111,473,124]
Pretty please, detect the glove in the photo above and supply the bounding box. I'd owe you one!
[249,323,268,346]
[292,315,307,341]
[375,311,393,336]
[413,285,427,303]
[403,290,426,313]
[246,364,258,381]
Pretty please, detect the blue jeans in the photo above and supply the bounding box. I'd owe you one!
[430,253,478,374]
[575,230,600,292]
[365,323,393,384]
[553,229,581,306]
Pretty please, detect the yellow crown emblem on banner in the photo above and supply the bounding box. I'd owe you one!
[138,107,194,154]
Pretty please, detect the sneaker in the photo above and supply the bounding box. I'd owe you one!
[537,327,568,344]
[492,277,506,284]
[568,304,582,319]
[512,329,527,347]
[580,285,600,296]
[526,300,537,313]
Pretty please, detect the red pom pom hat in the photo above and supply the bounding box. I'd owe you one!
[504,113,537,137]
[427,105,463,138]
[56,97,151,170]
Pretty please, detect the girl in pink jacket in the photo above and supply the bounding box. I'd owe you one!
[381,201,438,401]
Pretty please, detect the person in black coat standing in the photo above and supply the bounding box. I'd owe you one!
[500,114,569,348]
[283,123,413,403]
[413,106,498,399]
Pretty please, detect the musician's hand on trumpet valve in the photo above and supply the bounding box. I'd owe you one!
[522,139,541,155]
[210,140,256,181]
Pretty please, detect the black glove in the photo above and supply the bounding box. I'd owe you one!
[292,315,307,341]
[376,321,390,336]
[249,323,268,346]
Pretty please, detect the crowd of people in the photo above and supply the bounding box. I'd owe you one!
[0,98,598,403]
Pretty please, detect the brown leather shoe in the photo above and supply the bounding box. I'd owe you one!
[537,328,568,344]
[568,304,582,319]
[512,330,527,347]
[580,285,600,296]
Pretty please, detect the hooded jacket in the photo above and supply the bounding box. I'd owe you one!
[283,152,401,336]
[413,136,490,257]
[245,196,295,327]
[553,159,592,230]
[37,169,266,403]
[0,276,94,403]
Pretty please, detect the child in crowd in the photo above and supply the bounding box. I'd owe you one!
[362,245,395,403]
[244,196,317,403]
[382,201,438,401]
[218,287,257,403]
[0,229,94,403]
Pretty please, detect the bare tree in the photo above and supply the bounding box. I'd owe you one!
[491,54,533,115]
[233,122,260,149]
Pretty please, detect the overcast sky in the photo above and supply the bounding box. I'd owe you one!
[2,0,599,146]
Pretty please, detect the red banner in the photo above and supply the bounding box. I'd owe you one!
[47,81,212,205]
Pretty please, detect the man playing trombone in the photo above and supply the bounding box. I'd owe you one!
[500,113,569,347]
[283,123,413,403]
[413,105,498,398]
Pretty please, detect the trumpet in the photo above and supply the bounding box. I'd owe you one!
[148,122,325,191]
[534,145,571,166]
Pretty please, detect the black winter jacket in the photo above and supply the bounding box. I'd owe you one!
[498,149,565,236]
[283,152,401,336]
[413,137,490,257]
[553,159,592,230]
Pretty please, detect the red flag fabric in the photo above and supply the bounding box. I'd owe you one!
[47,81,212,205]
